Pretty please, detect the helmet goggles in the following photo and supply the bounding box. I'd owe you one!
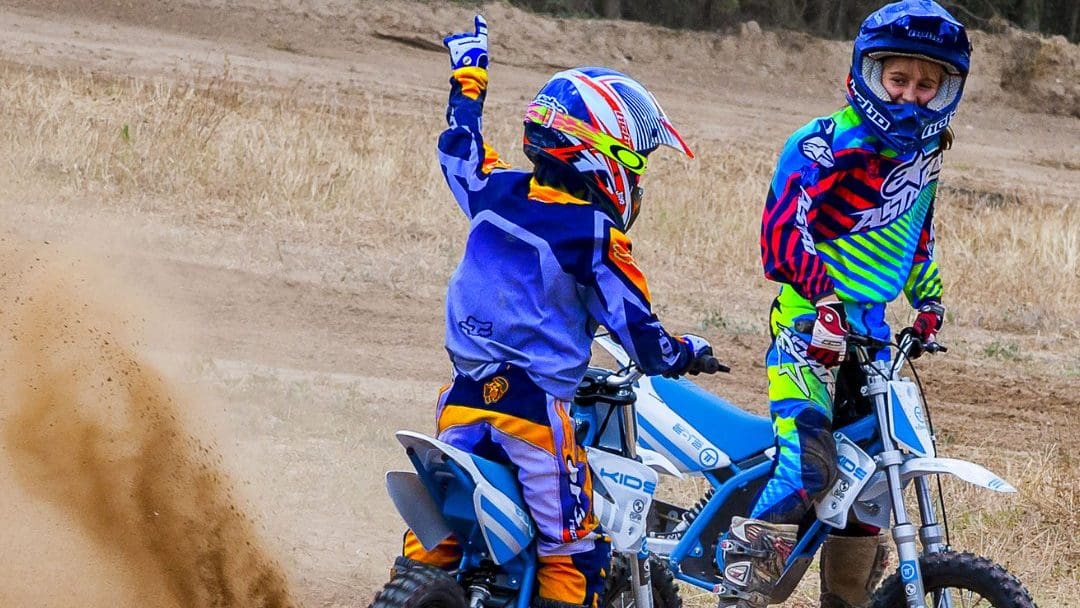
[525,102,649,176]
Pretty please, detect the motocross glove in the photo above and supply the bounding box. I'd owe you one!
[444,15,489,70]
[903,302,945,359]
[806,301,848,368]
[666,334,728,377]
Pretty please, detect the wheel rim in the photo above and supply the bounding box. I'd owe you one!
[928,587,992,608]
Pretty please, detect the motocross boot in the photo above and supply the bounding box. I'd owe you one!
[819,533,890,608]
[716,517,799,608]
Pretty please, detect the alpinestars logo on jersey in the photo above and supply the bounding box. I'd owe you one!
[799,119,836,168]
[852,150,942,232]
[795,187,817,254]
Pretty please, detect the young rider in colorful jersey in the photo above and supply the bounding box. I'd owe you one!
[398,16,721,608]
[716,2,971,607]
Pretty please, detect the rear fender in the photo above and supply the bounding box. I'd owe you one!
[386,470,453,550]
[395,431,535,564]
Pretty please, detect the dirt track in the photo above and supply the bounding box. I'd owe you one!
[0,1,1077,607]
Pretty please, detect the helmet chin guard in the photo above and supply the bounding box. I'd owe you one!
[848,0,971,153]
[522,67,693,231]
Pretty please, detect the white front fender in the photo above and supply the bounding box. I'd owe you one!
[860,457,1017,500]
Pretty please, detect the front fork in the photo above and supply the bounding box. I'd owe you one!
[620,402,655,608]
[628,548,655,608]
[864,365,935,608]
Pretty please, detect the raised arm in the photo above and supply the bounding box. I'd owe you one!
[437,16,510,218]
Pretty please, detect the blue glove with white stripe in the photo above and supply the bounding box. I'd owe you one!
[666,334,729,377]
[444,15,489,70]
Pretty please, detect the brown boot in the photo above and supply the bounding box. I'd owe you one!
[717,517,799,608]
[819,534,890,608]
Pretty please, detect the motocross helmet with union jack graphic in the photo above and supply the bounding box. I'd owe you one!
[523,67,694,231]
[848,0,971,154]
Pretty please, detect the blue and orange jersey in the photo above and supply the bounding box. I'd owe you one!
[761,105,943,333]
[439,67,694,400]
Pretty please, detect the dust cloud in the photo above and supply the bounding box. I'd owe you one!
[0,240,295,608]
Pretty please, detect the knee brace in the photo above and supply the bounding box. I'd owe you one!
[796,412,838,502]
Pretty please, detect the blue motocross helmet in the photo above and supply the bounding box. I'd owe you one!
[847,0,971,153]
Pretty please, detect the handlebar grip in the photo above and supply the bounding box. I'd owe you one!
[923,341,948,354]
[689,355,730,375]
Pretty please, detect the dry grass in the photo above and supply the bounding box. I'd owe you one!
[1,63,1078,605]
[2,63,1077,328]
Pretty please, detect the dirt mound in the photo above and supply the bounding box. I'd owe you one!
[993,27,1080,118]
[0,240,295,608]
[6,0,1077,117]
[361,2,1080,117]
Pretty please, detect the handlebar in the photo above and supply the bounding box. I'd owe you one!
[601,356,729,388]
[846,330,947,374]
[604,367,645,388]
[845,333,890,350]
[846,331,946,354]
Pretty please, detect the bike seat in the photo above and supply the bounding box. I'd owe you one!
[650,377,774,463]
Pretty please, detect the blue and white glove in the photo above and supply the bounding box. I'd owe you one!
[668,334,729,377]
[443,15,489,70]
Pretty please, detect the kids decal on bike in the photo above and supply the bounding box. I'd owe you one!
[374,3,1037,608]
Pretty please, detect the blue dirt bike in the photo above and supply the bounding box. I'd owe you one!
[369,360,727,608]
[585,332,1036,608]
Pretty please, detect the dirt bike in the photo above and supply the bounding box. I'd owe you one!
[588,331,1036,608]
[369,356,726,608]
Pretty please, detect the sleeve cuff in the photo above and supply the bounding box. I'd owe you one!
[451,67,488,100]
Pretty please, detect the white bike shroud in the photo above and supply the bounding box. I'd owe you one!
[388,431,661,565]
[592,336,1016,532]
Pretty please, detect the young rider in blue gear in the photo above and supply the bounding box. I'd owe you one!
[401,16,720,608]
[716,2,971,608]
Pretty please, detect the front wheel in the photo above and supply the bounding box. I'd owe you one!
[603,555,682,608]
[370,560,467,608]
[870,551,1036,608]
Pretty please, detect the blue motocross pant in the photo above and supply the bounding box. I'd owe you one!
[403,364,610,607]
[750,286,890,524]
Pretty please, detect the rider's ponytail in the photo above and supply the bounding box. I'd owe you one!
[940,126,954,151]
